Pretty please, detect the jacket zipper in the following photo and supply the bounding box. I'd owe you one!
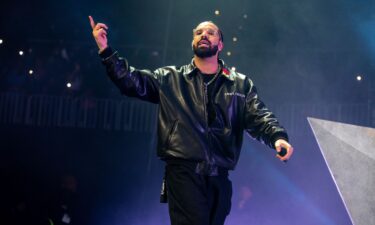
[201,77,213,165]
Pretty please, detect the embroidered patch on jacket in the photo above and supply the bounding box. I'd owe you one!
[222,68,230,76]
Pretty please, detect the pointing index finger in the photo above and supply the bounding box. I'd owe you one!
[89,15,95,29]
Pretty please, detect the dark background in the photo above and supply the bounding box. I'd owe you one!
[0,0,374,224]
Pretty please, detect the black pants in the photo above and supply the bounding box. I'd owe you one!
[165,160,232,225]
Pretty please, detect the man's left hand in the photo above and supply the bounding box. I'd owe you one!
[274,139,294,162]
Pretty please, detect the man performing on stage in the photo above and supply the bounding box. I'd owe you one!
[89,16,293,225]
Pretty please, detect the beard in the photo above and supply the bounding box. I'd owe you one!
[193,43,219,58]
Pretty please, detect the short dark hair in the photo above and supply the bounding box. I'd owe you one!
[206,21,223,42]
[193,21,224,42]
[218,29,224,42]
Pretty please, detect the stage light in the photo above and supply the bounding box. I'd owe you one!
[67,82,72,88]
[233,37,238,42]
[231,67,236,71]
[28,70,33,75]
[215,10,220,16]
[19,50,24,56]
[0,39,3,44]
[226,51,232,56]
[243,14,248,19]
[356,75,362,81]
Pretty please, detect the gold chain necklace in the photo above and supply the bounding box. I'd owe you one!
[204,65,221,86]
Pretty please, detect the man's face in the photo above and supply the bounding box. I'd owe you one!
[192,22,223,58]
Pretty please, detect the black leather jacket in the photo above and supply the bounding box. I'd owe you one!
[100,47,288,170]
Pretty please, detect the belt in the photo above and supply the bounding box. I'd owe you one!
[165,158,228,177]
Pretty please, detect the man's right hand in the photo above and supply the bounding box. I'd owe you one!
[89,15,108,53]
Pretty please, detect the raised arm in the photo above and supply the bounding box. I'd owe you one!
[89,16,161,103]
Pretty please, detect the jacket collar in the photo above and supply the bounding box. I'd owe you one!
[185,58,235,81]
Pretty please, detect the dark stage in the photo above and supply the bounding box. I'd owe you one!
[0,0,374,224]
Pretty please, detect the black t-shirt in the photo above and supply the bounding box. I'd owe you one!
[198,71,221,126]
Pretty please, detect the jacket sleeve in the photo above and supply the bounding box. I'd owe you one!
[100,47,161,104]
[243,79,289,149]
